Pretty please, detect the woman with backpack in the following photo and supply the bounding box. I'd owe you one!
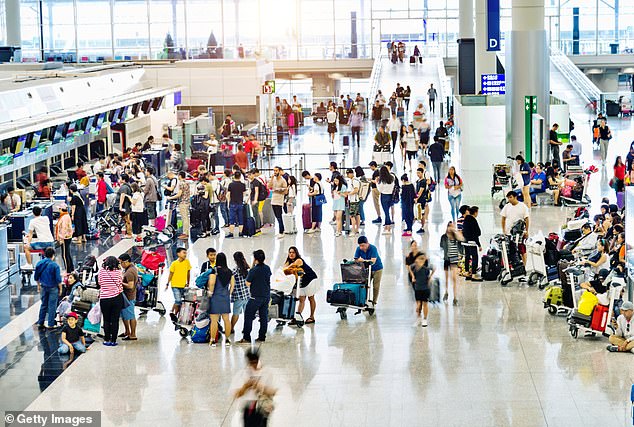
[208,252,235,347]
[440,221,464,305]
[332,175,348,237]
[444,166,463,223]
[376,166,395,235]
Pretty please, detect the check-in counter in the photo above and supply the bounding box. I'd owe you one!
[6,202,54,242]
[0,223,9,271]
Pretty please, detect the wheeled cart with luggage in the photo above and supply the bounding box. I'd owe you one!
[135,253,167,316]
[270,271,304,328]
[525,237,559,289]
[173,287,207,337]
[326,260,375,320]
[567,276,625,339]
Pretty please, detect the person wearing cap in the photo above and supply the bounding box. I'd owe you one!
[119,253,139,341]
[354,236,384,307]
[55,204,74,273]
[58,312,87,355]
[368,161,382,224]
[607,301,634,353]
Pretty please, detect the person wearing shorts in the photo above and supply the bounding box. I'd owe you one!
[119,254,139,340]
[346,169,361,235]
[165,247,191,322]
[412,253,434,327]
[144,167,159,226]
[283,247,318,324]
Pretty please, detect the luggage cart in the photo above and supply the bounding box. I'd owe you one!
[135,263,167,316]
[525,238,559,290]
[327,260,375,320]
[561,170,592,207]
[491,163,512,198]
[568,276,625,339]
[173,287,206,337]
[495,228,527,287]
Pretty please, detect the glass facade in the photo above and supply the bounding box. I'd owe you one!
[3,0,633,62]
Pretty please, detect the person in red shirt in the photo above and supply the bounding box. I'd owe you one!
[39,179,52,199]
[75,161,87,181]
[36,167,49,196]
[613,155,626,192]
[234,143,248,171]
[96,172,108,212]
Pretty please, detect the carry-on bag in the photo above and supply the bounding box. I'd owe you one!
[282,213,297,234]
[302,204,312,230]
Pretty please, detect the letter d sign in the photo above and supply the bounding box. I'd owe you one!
[487,0,501,52]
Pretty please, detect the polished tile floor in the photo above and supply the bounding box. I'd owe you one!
[2,58,634,426]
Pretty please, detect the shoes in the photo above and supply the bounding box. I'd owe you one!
[103,342,112,347]
[421,319,428,327]
[211,229,220,235]
[211,341,217,347]
[46,325,58,330]
[471,276,483,282]
[225,340,231,347]
[118,333,128,338]
[335,232,342,237]
[329,220,337,225]
[22,264,34,270]
[465,276,472,281]
[402,231,412,237]
[315,228,321,233]
[254,231,262,236]
[276,234,285,239]
[372,218,382,224]
[37,324,45,330]
[606,344,618,352]
[360,221,365,226]
[225,233,234,239]
[305,229,315,234]
[169,313,178,323]
[256,338,266,343]
[453,299,458,306]
[237,339,250,344]
[443,293,448,302]
[416,229,425,234]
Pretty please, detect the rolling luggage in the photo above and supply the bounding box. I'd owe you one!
[270,290,296,320]
[481,255,501,281]
[282,213,297,234]
[590,304,610,331]
[544,286,563,306]
[409,55,416,64]
[570,310,592,327]
[302,203,312,230]
[429,278,441,303]
[327,283,366,307]
[287,112,295,128]
[343,135,350,147]
[243,217,256,237]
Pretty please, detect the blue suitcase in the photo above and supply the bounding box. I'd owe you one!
[329,283,367,306]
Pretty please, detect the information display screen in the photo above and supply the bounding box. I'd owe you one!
[481,74,506,95]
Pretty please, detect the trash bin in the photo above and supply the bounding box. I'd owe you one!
[609,43,619,54]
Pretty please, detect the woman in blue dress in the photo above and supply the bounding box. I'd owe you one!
[307,173,324,233]
[332,175,347,237]
[208,252,235,347]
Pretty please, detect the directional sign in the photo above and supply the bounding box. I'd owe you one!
[481,74,505,94]
[262,80,276,94]
[487,0,501,51]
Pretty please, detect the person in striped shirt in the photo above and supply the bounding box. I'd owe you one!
[98,256,124,346]
[231,251,251,331]
[440,221,464,306]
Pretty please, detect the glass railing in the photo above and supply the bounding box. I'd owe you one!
[550,46,602,111]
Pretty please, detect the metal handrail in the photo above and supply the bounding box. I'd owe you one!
[550,47,602,108]
[367,45,384,106]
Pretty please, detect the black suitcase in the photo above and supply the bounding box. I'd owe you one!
[564,229,581,242]
[409,55,415,64]
[326,289,355,305]
[276,126,284,143]
[343,135,349,147]
[481,255,501,281]
[570,310,592,327]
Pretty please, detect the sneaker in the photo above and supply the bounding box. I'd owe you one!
[315,228,321,233]
[335,232,341,237]
[360,221,365,226]
[371,218,382,224]
[225,340,231,347]
[103,342,112,346]
[254,231,262,236]
[211,229,220,235]
[37,324,45,330]
[225,233,234,239]
[421,319,428,327]
[169,313,178,323]
[416,229,425,234]
[255,338,266,343]
[22,264,34,270]
[402,231,412,237]
[305,229,315,234]
[443,293,448,302]
[276,234,285,239]
[453,299,458,306]
[606,344,618,352]
[211,341,217,347]
[329,220,337,225]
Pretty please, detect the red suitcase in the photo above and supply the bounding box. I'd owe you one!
[186,158,203,173]
[590,304,610,332]
[302,203,312,230]
[287,112,295,128]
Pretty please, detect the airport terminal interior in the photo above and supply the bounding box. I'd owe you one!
[1,0,634,426]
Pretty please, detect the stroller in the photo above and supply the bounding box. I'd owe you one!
[173,288,207,337]
[568,275,625,339]
[497,220,527,286]
[135,250,167,316]
[560,170,592,207]
[94,208,124,236]
[326,260,375,320]
[491,162,515,198]
[141,205,177,247]
[270,271,305,328]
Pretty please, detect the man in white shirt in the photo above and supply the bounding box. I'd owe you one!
[345,169,361,235]
[572,223,598,255]
[500,191,530,235]
[24,205,56,269]
[203,133,219,174]
[231,349,277,425]
[375,90,386,107]
[569,135,582,165]
[6,186,21,212]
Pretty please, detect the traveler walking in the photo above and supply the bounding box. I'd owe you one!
[403,85,412,110]
[440,221,464,305]
[598,119,612,165]
[345,169,361,235]
[165,247,192,321]
[269,166,288,237]
[462,206,483,281]
[402,124,419,171]
[231,349,277,427]
[371,101,383,132]
[35,247,63,329]
[348,107,363,147]
[98,256,125,346]
[415,166,431,234]
[326,107,337,144]
[386,113,401,151]
[400,174,416,237]
[549,123,562,166]
[55,205,74,273]
[227,171,247,238]
[444,166,463,222]
[428,137,445,182]
[427,84,438,114]
[411,253,434,327]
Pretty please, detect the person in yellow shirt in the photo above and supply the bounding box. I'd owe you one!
[165,247,192,322]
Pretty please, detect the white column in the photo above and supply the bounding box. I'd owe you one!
[459,0,475,38]
[475,0,497,92]
[457,0,475,95]
[6,0,21,47]
[505,0,550,160]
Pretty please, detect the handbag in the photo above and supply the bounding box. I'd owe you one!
[314,193,327,206]
[87,302,102,324]
[122,293,133,308]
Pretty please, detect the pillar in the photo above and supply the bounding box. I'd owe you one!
[457,0,476,95]
[505,0,549,161]
[6,0,21,47]
[475,0,497,93]
[312,75,340,98]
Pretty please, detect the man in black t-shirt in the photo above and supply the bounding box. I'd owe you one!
[117,174,133,237]
[368,161,382,224]
[226,172,246,238]
[238,250,272,343]
[549,123,561,165]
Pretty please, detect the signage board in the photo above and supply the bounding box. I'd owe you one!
[487,0,501,51]
[481,74,505,94]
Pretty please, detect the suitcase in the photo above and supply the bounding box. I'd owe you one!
[302,203,312,230]
[243,217,256,237]
[570,310,592,327]
[578,291,599,316]
[616,191,624,210]
[429,278,440,303]
[282,213,297,234]
[329,283,367,306]
[186,158,203,174]
[270,290,296,319]
[563,229,581,242]
[590,304,610,332]
[287,112,295,128]
[481,255,501,281]
[343,135,350,147]
[326,288,356,305]
[544,286,563,306]
[409,55,416,64]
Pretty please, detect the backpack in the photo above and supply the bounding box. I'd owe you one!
[358,178,371,202]
[195,267,214,289]
[216,183,227,203]
[391,174,400,204]
[164,178,177,197]
[256,177,269,201]
[153,176,162,201]
[190,319,211,343]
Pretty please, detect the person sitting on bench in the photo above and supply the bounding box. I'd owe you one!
[24,206,55,270]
